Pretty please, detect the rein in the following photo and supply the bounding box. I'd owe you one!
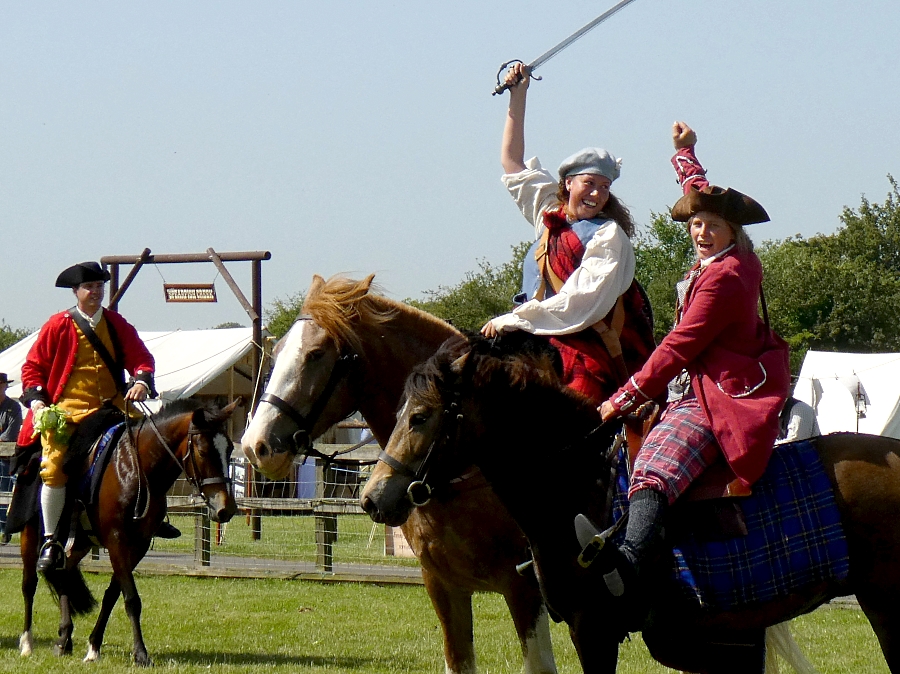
[258,317,359,461]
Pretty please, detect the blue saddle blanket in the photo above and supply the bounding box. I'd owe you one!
[612,439,850,612]
[79,422,126,506]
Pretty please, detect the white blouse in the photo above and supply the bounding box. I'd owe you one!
[491,157,636,336]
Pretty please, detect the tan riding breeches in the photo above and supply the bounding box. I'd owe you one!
[39,426,74,488]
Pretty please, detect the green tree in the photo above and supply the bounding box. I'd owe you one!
[759,176,900,371]
[265,290,305,339]
[633,212,694,343]
[406,242,529,331]
[0,320,30,353]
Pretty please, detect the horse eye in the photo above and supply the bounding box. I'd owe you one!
[410,412,429,427]
[305,348,325,362]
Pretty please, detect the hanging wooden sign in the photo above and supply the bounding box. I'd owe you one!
[163,283,217,303]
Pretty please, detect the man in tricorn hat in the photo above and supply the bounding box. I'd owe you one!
[14,261,176,571]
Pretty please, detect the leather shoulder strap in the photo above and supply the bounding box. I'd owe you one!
[533,228,629,385]
[69,308,126,394]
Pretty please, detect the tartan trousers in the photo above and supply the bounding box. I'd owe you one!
[630,396,720,504]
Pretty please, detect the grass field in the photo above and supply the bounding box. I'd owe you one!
[151,512,421,569]
[0,567,889,673]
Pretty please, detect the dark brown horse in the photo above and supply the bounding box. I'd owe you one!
[18,398,239,665]
[241,275,557,674]
[361,336,900,673]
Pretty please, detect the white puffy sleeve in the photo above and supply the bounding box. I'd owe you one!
[490,221,636,336]
[501,157,561,238]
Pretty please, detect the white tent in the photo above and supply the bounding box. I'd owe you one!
[794,350,900,438]
[0,327,258,419]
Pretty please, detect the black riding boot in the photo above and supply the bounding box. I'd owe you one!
[36,535,65,572]
[155,520,182,539]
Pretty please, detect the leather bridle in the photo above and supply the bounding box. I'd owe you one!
[257,317,359,460]
[377,387,466,507]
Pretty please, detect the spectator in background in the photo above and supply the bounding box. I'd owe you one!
[0,372,23,540]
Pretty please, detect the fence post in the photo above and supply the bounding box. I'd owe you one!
[314,459,337,572]
[195,510,211,566]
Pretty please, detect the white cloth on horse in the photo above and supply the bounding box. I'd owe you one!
[492,157,635,336]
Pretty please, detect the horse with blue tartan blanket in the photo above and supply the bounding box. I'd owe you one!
[361,335,900,673]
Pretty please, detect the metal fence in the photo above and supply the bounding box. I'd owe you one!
[0,430,422,585]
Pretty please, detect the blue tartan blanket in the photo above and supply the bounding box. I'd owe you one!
[78,422,125,506]
[612,439,850,612]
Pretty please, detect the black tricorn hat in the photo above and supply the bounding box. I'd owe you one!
[55,261,111,288]
[671,185,770,226]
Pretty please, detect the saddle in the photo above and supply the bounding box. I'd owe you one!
[623,400,751,541]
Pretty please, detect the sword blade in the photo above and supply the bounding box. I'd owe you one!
[528,0,639,71]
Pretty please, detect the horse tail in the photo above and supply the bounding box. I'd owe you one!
[42,567,98,616]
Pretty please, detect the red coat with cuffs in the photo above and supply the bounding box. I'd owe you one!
[608,250,790,489]
[16,309,155,445]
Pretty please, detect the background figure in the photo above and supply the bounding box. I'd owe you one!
[0,372,23,539]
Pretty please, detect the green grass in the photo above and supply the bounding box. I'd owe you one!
[150,513,420,568]
[0,568,888,673]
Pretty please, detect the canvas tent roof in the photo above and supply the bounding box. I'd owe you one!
[794,350,900,438]
[0,327,256,413]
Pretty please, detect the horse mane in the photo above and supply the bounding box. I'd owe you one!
[406,333,589,422]
[153,398,226,424]
[302,274,460,353]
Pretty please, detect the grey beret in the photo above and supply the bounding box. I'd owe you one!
[558,147,622,182]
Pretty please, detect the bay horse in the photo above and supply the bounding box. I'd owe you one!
[361,335,900,673]
[241,274,557,674]
[17,398,240,665]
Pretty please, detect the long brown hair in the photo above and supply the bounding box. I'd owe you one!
[555,179,636,238]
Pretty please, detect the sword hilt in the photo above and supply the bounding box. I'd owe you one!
[492,60,540,96]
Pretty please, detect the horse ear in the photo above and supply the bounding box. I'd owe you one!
[450,351,470,374]
[221,397,242,417]
[362,273,375,293]
[309,274,326,295]
[191,408,207,427]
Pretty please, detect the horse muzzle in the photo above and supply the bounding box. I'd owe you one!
[208,491,238,523]
[360,475,415,527]
[242,438,297,481]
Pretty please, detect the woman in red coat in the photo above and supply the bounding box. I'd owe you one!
[595,122,791,612]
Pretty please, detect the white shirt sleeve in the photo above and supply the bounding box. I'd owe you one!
[501,157,561,238]
[490,221,636,336]
[776,399,821,444]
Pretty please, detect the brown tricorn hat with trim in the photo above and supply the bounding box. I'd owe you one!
[671,185,770,226]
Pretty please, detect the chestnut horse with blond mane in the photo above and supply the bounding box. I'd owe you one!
[241,274,556,674]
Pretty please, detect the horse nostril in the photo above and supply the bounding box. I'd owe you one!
[255,442,269,459]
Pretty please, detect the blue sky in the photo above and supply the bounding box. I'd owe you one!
[2,0,898,332]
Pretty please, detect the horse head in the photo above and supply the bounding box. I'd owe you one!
[181,398,242,523]
[241,274,374,480]
[362,332,613,531]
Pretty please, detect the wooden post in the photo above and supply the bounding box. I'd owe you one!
[195,511,211,566]
[314,459,336,572]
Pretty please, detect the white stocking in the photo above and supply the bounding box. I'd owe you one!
[40,484,66,539]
